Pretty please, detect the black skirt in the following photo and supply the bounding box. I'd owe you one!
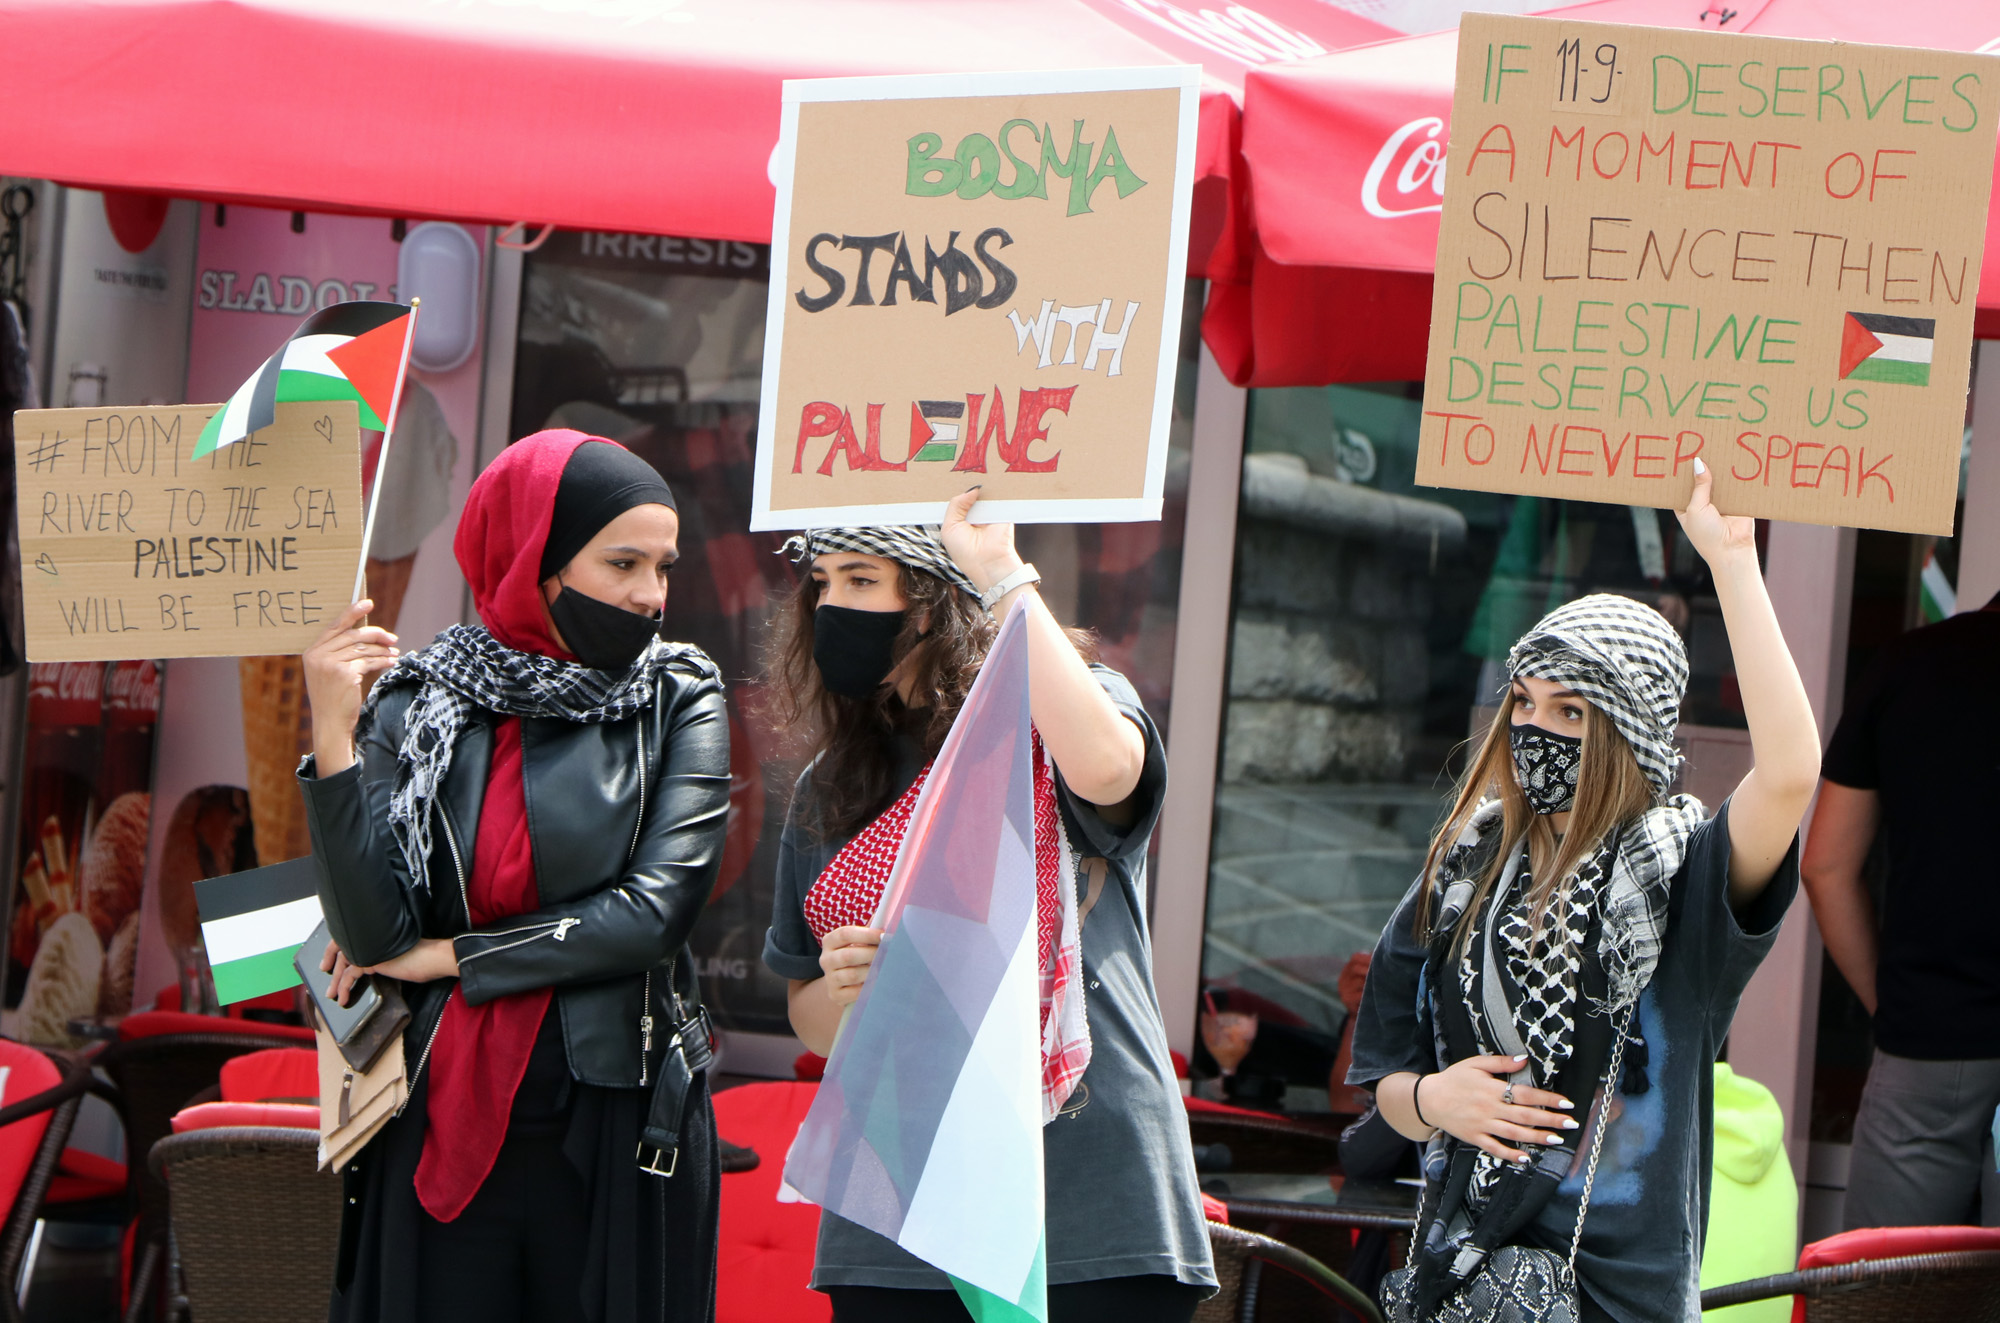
[328,1029,718,1323]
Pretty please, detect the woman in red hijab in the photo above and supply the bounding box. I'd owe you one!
[300,429,731,1323]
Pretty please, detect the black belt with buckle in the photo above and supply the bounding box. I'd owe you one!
[637,1004,713,1177]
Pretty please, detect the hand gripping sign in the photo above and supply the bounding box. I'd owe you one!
[752,68,1199,531]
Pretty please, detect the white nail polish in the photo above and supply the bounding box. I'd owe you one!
[1693,456,1708,474]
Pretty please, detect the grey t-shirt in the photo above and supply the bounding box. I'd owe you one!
[1348,799,1797,1323]
[762,666,1217,1292]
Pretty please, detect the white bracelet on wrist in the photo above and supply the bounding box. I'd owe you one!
[978,562,1041,612]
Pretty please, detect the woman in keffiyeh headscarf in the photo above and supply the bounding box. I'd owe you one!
[1347,461,1822,1323]
[760,490,1216,1323]
[299,429,731,1323]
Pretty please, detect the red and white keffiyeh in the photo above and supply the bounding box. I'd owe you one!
[804,730,1090,1123]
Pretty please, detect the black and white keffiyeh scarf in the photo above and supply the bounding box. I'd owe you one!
[357,624,692,891]
[1508,593,1689,795]
[780,525,978,598]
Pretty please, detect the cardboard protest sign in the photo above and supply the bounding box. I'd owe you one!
[753,68,1199,531]
[1419,15,2000,534]
[15,401,363,660]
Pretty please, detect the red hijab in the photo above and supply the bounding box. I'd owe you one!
[451,427,602,657]
[416,429,616,1221]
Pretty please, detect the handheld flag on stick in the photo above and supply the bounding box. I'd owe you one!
[352,298,420,601]
[195,857,323,1005]
[783,607,1051,1323]
[192,301,415,459]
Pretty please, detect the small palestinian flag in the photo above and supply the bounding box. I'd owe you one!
[909,399,965,463]
[196,857,323,1005]
[1839,313,1935,386]
[193,301,413,458]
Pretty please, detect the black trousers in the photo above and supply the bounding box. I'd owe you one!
[415,1131,592,1323]
[827,1275,1204,1323]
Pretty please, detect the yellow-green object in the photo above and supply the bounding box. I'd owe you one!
[1701,1063,1798,1323]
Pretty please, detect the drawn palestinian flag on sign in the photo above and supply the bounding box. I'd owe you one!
[909,400,966,463]
[196,856,322,1005]
[1839,313,1936,386]
[193,301,413,458]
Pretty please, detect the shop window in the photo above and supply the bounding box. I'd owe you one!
[1195,381,1748,1116]
[513,238,1197,1037]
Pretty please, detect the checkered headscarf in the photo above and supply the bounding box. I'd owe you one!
[1507,594,1689,796]
[781,526,978,598]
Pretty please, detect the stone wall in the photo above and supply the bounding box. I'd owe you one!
[1222,454,1466,785]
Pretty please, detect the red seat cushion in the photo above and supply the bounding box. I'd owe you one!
[220,1048,318,1103]
[170,1101,319,1132]
[0,1043,62,1219]
[1800,1225,2000,1269]
[713,1081,828,1323]
[1184,1096,1272,1119]
[152,984,299,1019]
[118,1009,314,1045]
[47,1147,126,1205]
[1788,1226,2000,1323]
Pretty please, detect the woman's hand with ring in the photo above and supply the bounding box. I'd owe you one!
[1420,1055,1577,1163]
[818,926,881,1008]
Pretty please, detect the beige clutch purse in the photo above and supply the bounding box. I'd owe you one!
[315,1014,407,1171]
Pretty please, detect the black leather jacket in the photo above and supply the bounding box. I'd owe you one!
[297,645,731,1092]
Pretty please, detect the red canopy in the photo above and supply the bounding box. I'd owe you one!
[1207,0,2000,385]
[0,0,1394,279]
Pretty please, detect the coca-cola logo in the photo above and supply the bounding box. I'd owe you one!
[1362,116,1447,220]
[28,661,105,726]
[105,661,160,717]
[1114,0,1326,65]
[29,662,104,706]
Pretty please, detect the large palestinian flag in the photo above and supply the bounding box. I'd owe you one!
[784,608,1051,1322]
[1839,313,1935,387]
[193,301,413,458]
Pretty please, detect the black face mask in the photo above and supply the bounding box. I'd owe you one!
[813,605,908,699]
[547,584,660,672]
[1511,725,1584,815]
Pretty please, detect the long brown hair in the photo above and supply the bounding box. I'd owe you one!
[1413,691,1654,953]
[767,560,1098,841]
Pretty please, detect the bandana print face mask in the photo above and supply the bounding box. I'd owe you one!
[1511,725,1583,815]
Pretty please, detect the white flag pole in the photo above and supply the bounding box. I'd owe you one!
[352,297,421,604]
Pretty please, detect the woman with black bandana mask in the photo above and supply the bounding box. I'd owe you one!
[299,429,730,1323]
[760,491,1216,1323]
[1348,460,1820,1323]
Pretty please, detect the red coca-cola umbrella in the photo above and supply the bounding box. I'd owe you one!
[0,0,1392,279]
[1207,0,2000,384]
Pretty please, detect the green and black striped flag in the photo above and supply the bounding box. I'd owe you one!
[195,857,323,1005]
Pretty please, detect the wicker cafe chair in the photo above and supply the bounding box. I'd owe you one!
[0,1045,101,1323]
[1698,1249,2000,1322]
[148,1126,340,1323]
[99,1014,314,1321]
[1197,1220,1384,1323]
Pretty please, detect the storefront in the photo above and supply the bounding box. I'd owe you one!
[5,0,1997,1241]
